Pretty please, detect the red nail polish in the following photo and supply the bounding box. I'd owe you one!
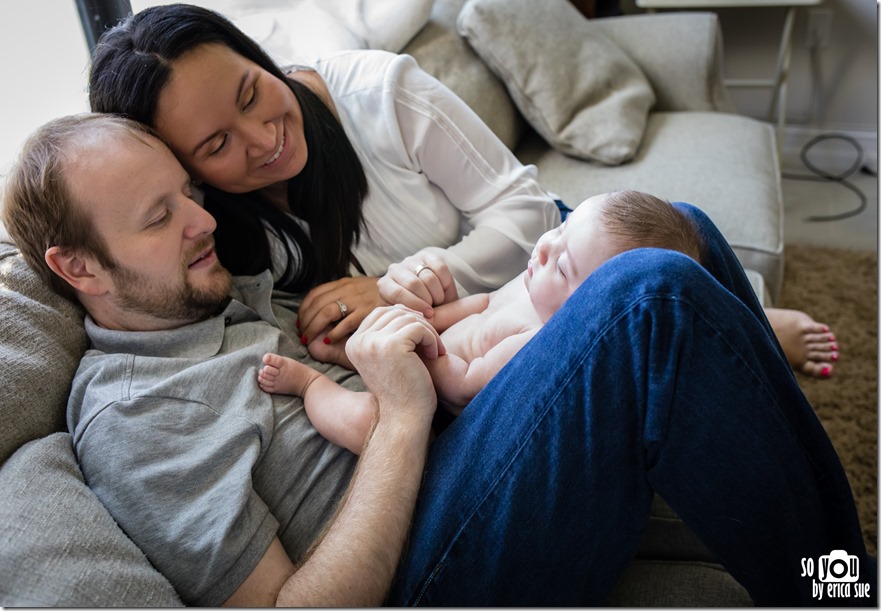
[301,335,308,345]
[831,344,838,351]
[821,366,831,377]
[831,353,839,361]
[323,337,331,345]
[822,326,830,333]
[828,334,835,341]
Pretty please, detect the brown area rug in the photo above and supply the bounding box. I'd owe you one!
[778,245,878,557]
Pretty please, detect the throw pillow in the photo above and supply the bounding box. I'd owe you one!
[456,0,656,165]
[0,433,183,606]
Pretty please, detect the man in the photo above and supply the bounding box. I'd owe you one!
[3,114,438,605]
[4,114,874,606]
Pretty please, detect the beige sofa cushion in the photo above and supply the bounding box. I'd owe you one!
[0,433,182,606]
[0,243,87,463]
[404,0,524,150]
[456,0,655,165]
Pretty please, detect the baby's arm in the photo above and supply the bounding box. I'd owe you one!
[431,293,491,332]
[427,327,540,414]
[258,353,376,455]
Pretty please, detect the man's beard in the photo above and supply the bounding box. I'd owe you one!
[110,240,233,324]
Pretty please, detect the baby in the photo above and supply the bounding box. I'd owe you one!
[259,190,704,451]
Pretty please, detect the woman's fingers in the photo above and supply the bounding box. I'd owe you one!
[298,277,383,344]
[378,253,459,316]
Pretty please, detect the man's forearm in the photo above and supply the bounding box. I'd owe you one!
[275,412,431,606]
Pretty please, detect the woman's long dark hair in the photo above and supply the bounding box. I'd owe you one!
[88,3,367,292]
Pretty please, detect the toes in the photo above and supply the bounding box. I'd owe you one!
[804,332,836,346]
[805,340,838,354]
[799,361,834,379]
[262,352,285,368]
[805,349,839,363]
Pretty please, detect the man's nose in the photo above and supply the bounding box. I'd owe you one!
[183,199,217,239]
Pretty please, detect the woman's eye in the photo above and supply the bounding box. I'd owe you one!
[209,134,228,156]
[243,86,257,110]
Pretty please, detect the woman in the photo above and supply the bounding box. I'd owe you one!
[88,3,837,378]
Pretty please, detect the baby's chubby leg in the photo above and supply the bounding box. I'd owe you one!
[259,353,376,454]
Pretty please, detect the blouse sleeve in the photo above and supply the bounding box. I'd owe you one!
[389,55,561,295]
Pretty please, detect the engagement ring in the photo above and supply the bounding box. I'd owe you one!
[335,300,349,318]
[414,264,431,276]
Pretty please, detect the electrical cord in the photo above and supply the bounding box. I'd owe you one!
[781,132,869,222]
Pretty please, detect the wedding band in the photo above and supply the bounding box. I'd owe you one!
[335,299,349,318]
[414,264,431,276]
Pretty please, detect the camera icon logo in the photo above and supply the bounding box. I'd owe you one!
[819,550,859,583]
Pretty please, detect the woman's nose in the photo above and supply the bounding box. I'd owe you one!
[244,118,277,157]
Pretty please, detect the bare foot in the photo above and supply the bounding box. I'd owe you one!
[765,308,838,379]
[258,352,320,396]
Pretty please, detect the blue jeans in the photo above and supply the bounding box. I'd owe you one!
[388,203,875,606]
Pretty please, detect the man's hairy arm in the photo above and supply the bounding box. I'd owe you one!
[224,306,440,607]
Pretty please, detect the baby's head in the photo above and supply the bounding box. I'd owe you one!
[525,190,704,321]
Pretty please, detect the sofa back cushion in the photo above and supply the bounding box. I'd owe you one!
[457,0,656,165]
[0,242,88,463]
[403,0,525,151]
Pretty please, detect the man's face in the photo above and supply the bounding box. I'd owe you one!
[68,132,232,330]
[524,194,623,322]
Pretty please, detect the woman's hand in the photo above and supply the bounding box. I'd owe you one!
[378,253,458,318]
[298,276,386,346]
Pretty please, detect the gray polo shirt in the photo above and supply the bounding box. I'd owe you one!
[67,272,360,606]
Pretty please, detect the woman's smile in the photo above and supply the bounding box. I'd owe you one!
[155,43,309,194]
[264,134,286,167]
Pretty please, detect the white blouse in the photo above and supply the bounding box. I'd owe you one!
[308,49,560,296]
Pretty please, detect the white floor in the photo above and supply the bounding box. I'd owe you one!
[781,162,878,253]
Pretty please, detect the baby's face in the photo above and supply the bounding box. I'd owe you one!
[524,194,622,322]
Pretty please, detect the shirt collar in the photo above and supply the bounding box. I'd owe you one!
[85,270,277,359]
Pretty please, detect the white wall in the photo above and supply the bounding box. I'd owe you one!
[623,0,878,170]
[0,1,91,182]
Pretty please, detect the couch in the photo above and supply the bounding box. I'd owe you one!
[0,0,780,605]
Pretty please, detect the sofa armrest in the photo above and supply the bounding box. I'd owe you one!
[588,12,735,113]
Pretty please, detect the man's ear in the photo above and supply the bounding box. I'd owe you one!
[44,246,109,296]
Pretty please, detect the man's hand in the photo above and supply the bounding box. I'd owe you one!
[228,307,441,608]
[346,305,445,420]
[378,252,458,319]
[298,276,386,345]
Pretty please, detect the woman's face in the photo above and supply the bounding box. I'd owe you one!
[155,43,308,194]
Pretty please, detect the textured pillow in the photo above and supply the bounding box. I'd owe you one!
[0,242,88,463]
[457,0,656,165]
[0,433,183,606]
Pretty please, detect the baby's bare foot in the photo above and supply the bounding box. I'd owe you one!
[258,353,318,395]
[765,308,838,379]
